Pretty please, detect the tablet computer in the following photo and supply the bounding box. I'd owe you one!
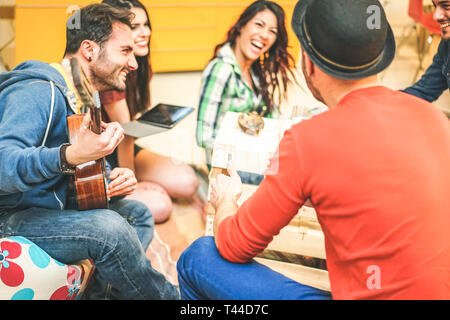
[137,103,194,129]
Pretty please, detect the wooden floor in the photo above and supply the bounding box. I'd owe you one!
[145,179,208,286]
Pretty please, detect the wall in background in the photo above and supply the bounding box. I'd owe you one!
[0,0,15,70]
[13,0,299,72]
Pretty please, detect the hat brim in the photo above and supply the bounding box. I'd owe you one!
[292,0,396,80]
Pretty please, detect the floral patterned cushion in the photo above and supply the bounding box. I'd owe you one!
[0,236,94,300]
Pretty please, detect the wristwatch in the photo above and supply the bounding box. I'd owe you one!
[60,143,76,175]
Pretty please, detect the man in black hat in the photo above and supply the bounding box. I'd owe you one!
[403,0,450,108]
[176,0,450,300]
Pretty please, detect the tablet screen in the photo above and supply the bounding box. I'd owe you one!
[137,104,194,128]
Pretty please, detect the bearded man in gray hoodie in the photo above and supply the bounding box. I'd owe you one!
[0,4,179,300]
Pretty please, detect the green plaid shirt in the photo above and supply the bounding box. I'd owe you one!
[196,43,267,151]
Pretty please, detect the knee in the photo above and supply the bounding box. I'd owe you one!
[128,183,173,224]
[190,236,216,254]
[172,171,200,199]
[150,196,173,224]
[122,199,154,227]
[92,210,141,255]
[177,236,216,274]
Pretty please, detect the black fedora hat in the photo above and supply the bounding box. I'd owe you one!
[292,0,396,80]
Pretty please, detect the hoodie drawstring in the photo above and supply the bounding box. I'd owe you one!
[41,81,55,147]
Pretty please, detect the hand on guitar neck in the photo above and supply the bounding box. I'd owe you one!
[65,112,124,166]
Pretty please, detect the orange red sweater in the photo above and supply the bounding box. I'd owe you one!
[217,86,450,299]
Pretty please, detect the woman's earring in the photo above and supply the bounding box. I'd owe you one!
[88,57,92,62]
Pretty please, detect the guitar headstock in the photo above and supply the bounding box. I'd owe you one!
[70,58,102,134]
[70,58,101,113]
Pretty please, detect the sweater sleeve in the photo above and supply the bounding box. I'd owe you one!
[403,40,448,102]
[0,82,62,194]
[217,129,307,263]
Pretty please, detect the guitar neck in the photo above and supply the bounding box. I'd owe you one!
[90,105,102,134]
[69,58,103,134]
[88,90,102,135]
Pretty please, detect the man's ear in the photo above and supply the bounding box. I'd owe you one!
[302,50,315,77]
[79,40,100,62]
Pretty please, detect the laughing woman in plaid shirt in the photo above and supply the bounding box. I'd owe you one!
[196,0,297,173]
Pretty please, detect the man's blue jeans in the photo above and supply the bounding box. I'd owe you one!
[177,236,332,300]
[0,199,179,300]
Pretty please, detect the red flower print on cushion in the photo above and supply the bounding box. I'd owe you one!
[0,240,25,287]
[50,266,83,300]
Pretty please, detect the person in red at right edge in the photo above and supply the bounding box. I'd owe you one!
[177,0,450,300]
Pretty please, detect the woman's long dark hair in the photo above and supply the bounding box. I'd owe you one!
[102,0,152,118]
[213,0,296,114]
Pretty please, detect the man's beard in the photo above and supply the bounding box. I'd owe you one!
[442,28,450,42]
[302,54,325,105]
[89,50,127,91]
[436,18,450,42]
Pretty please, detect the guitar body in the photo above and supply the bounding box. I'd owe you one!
[67,113,109,210]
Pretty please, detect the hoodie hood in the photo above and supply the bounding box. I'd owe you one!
[0,60,67,93]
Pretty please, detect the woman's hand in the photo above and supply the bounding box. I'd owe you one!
[107,167,137,197]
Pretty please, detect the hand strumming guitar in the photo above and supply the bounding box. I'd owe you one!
[209,162,243,243]
[209,161,243,210]
[107,167,138,197]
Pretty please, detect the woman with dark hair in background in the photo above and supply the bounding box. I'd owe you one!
[101,0,202,224]
[196,0,297,181]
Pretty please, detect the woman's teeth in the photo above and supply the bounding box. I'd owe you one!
[441,22,450,29]
[251,41,263,49]
[136,40,148,46]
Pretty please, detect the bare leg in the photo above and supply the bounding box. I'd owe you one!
[126,181,173,224]
[134,148,200,199]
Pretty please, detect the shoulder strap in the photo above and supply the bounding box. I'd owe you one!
[50,62,82,114]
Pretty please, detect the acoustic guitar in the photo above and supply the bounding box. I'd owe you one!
[66,58,109,210]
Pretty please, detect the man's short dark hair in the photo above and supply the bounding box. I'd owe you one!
[64,3,134,55]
